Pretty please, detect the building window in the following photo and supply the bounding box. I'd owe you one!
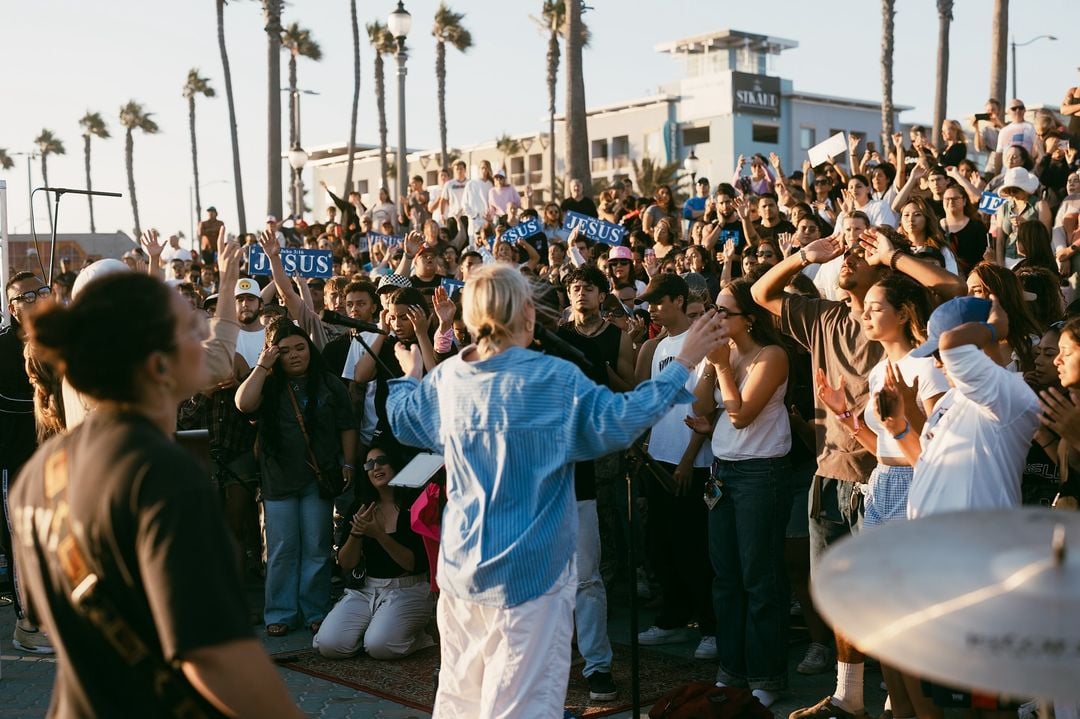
[528,154,543,185]
[612,135,630,168]
[800,127,816,150]
[356,180,369,195]
[752,124,779,144]
[682,126,710,146]
[644,130,662,159]
[426,170,439,187]
[591,139,609,173]
[829,129,845,140]
[510,156,526,187]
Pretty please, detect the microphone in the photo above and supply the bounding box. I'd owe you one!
[320,309,387,335]
[40,187,123,198]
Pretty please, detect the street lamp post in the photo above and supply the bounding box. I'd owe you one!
[683,148,700,186]
[1011,34,1056,100]
[288,147,309,222]
[387,1,412,203]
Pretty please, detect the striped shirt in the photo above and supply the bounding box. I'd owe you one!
[386,345,694,607]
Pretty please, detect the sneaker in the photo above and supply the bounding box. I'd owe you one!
[789,696,869,719]
[694,635,717,659]
[13,620,54,654]
[637,625,688,645]
[796,642,833,675]
[587,671,617,702]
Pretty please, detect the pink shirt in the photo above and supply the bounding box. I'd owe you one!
[488,185,521,215]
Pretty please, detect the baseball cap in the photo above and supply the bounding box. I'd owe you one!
[494,168,506,178]
[235,277,261,297]
[608,246,633,262]
[696,176,710,186]
[206,206,217,213]
[377,273,413,295]
[266,214,278,224]
[910,296,991,358]
[71,258,130,299]
[1009,98,1026,110]
[203,293,219,310]
[637,273,689,305]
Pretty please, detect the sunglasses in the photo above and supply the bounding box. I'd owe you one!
[1010,106,1025,111]
[7,286,51,304]
[715,306,749,318]
[755,251,776,258]
[608,259,631,266]
[363,456,391,472]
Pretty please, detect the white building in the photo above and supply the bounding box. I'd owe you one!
[309,28,908,218]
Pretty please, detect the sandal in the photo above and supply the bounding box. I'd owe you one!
[266,623,289,637]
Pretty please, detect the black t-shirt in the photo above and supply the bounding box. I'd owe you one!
[560,196,598,218]
[338,496,426,583]
[11,411,252,718]
[944,219,988,276]
[754,219,796,244]
[0,321,36,473]
[409,273,445,292]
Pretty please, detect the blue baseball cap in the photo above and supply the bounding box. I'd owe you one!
[910,296,992,358]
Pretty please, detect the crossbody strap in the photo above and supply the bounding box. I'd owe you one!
[285,383,322,478]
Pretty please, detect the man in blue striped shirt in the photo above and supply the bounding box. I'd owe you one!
[386,264,727,718]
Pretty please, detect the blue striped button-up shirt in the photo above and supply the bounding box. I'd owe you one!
[386,345,694,608]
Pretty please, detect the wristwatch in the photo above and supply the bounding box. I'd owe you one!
[799,248,810,267]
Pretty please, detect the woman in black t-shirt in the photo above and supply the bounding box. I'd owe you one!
[940,185,988,277]
[313,445,434,659]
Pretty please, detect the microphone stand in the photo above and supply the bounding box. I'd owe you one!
[349,328,398,380]
[31,187,122,285]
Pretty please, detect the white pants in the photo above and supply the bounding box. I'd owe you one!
[432,559,576,719]
[312,575,433,659]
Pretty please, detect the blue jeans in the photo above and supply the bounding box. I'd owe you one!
[575,500,613,677]
[709,457,790,691]
[808,476,864,570]
[264,481,333,627]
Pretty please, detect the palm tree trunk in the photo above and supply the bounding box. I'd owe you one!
[218,0,247,233]
[265,0,283,220]
[932,0,953,148]
[344,0,360,195]
[436,40,448,171]
[989,0,1009,107]
[547,28,559,201]
[880,0,896,149]
[189,95,203,224]
[126,129,140,236]
[288,52,298,217]
[84,135,96,233]
[564,0,591,189]
[375,52,389,193]
[40,156,53,232]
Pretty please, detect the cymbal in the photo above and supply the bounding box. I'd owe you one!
[812,508,1080,701]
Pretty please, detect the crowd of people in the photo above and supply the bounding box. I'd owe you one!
[3,92,1080,718]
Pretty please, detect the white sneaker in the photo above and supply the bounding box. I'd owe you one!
[13,619,54,655]
[637,625,688,646]
[694,635,717,659]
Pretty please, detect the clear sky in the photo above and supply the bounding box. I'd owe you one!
[2,0,1076,245]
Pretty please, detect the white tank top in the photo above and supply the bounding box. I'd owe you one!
[648,332,713,467]
[710,349,791,460]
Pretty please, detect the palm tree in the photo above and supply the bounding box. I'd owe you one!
[78,112,110,233]
[281,22,322,219]
[564,0,591,190]
[432,4,472,172]
[880,0,896,148]
[632,157,687,201]
[539,0,566,200]
[217,0,247,233]
[118,101,159,237]
[264,0,284,219]
[932,0,954,148]
[0,149,13,171]
[34,129,65,230]
[495,134,521,177]
[367,21,396,193]
[344,0,361,196]
[182,69,215,225]
[989,0,1009,108]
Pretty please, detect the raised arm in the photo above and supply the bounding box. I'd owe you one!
[140,229,165,280]
[891,160,928,213]
[258,228,304,321]
[751,236,844,317]
[860,229,966,299]
[234,345,278,413]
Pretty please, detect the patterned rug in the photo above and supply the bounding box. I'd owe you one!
[274,642,717,717]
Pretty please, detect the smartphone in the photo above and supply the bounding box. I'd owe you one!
[875,391,891,420]
[867,141,877,152]
[974,113,991,122]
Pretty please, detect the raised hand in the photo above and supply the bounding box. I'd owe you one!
[1039,387,1080,449]
[217,237,243,288]
[732,196,751,221]
[801,236,844,264]
[706,338,732,369]
[891,132,904,149]
[406,303,431,336]
[684,414,713,436]
[877,361,912,432]
[432,285,456,328]
[139,229,163,259]
[723,238,738,261]
[802,159,812,175]
[643,252,660,278]
[403,230,423,258]
[777,232,794,257]
[255,344,280,371]
[859,228,894,266]
[848,134,860,153]
[768,152,782,172]
[258,227,281,258]
[701,221,721,251]
[814,366,849,415]
[566,225,581,248]
[736,154,746,170]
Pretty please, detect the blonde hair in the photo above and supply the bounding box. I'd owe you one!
[462,264,534,352]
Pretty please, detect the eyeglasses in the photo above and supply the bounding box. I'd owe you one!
[814,179,830,185]
[7,286,51,304]
[608,259,631,266]
[363,456,391,472]
[715,306,748,318]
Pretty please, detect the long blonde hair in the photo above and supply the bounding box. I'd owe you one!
[462,264,534,353]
